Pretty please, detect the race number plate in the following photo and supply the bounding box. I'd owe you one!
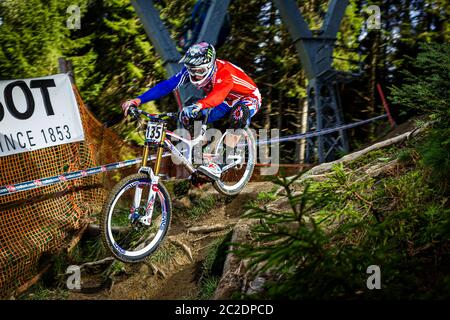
[145,122,164,143]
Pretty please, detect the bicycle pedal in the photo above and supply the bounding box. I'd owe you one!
[190,172,213,188]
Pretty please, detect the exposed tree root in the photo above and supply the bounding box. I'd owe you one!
[192,234,211,242]
[79,257,115,269]
[86,224,133,237]
[365,159,400,177]
[67,222,91,253]
[153,264,167,279]
[188,223,235,234]
[168,237,194,262]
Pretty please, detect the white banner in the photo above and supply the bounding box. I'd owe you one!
[0,74,85,157]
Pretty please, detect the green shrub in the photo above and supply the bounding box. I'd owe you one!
[173,180,191,197]
[390,42,450,193]
[234,163,450,299]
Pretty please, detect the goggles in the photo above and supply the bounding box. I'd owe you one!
[186,65,209,77]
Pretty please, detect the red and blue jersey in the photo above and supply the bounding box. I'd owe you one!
[137,59,261,110]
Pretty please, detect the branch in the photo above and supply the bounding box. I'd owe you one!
[67,223,90,253]
[13,263,52,298]
[303,125,427,178]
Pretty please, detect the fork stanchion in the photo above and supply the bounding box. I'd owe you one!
[142,145,150,168]
[154,124,168,176]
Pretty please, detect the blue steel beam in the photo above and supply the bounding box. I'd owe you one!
[272,0,316,78]
[273,0,350,163]
[321,0,349,36]
[131,0,182,75]
[131,0,233,105]
[131,0,201,104]
[273,0,349,79]
[197,0,231,45]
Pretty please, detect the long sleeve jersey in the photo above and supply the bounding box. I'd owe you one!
[137,59,261,109]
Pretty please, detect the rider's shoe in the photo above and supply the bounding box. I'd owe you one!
[197,162,222,181]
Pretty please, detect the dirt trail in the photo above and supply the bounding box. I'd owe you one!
[68,181,273,300]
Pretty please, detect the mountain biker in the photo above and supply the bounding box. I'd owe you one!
[121,41,261,181]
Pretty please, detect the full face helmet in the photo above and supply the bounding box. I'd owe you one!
[179,42,216,88]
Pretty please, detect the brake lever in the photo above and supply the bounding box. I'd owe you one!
[202,108,211,125]
[128,107,140,121]
[132,112,140,121]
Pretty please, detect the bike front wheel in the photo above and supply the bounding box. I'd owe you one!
[100,173,172,263]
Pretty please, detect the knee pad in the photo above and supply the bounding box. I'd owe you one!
[229,103,250,129]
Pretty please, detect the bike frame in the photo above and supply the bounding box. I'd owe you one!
[163,126,247,176]
[134,112,208,226]
[163,126,208,174]
[131,109,245,225]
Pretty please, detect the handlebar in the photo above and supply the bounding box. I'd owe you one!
[128,107,178,122]
[128,106,211,125]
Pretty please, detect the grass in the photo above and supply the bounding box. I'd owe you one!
[182,194,218,220]
[103,260,126,279]
[173,179,191,197]
[148,242,178,265]
[244,186,280,209]
[346,147,396,170]
[18,284,69,300]
[397,148,414,163]
[197,276,220,300]
[256,190,278,202]
[72,237,108,264]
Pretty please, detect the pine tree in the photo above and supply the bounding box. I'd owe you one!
[0,0,91,79]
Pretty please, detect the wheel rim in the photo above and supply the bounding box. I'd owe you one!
[215,129,255,193]
[107,179,168,258]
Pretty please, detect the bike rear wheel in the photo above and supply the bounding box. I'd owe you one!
[100,173,172,263]
[213,127,256,196]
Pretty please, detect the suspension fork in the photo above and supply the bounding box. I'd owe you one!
[131,139,151,218]
[140,124,167,226]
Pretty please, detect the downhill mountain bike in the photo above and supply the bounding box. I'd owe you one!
[100,107,256,263]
